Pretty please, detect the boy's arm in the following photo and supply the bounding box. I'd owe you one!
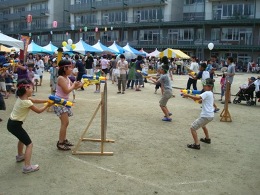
[183,93,202,101]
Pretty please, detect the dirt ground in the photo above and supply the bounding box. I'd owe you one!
[0,71,259,195]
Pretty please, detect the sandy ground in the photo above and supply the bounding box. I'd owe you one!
[0,71,259,195]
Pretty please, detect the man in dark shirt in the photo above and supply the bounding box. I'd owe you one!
[0,52,7,65]
[75,54,85,90]
[84,52,94,75]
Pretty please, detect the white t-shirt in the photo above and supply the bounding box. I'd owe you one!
[202,71,210,83]
[254,79,260,92]
[35,59,44,73]
[200,91,214,118]
[10,98,33,122]
[189,62,199,78]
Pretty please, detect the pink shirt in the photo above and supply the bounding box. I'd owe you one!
[55,77,71,100]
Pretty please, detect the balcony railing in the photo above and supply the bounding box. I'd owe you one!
[69,0,165,13]
[1,0,45,7]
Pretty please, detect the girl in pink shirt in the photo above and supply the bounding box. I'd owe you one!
[54,60,82,151]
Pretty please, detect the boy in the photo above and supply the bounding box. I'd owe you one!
[149,64,172,122]
[183,78,214,150]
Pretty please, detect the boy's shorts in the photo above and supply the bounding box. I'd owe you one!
[191,117,213,130]
[159,89,172,107]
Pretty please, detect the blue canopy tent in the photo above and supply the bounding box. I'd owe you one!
[74,38,101,54]
[123,43,146,56]
[27,40,51,54]
[108,41,126,54]
[92,40,117,53]
[42,41,58,54]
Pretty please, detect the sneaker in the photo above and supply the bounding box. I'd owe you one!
[135,89,141,91]
[200,138,211,144]
[218,99,222,101]
[164,112,172,117]
[122,91,125,94]
[187,143,200,150]
[16,155,25,162]
[64,139,74,146]
[72,99,76,103]
[22,164,39,174]
[214,108,220,113]
[162,117,172,122]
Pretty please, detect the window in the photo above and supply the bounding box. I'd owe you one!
[211,28,220,41]
[217,3,254,19]
[134,8,161,22]
[179,29,194,41]
[31,2,48,11]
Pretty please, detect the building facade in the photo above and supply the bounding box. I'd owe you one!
[0,0,260,65]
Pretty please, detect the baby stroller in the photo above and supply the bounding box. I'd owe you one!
[233,83,256,106]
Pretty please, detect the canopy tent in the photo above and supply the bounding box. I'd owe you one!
[139,48,148,56]
[123,43,145,56]
[42,41,58,54]
[108,41,125,54]
[74,38,101,54]
[27,40,51,54]
[147,48,160,57]
[116,51,137,61]
[157,48,190,59]
[0,45,12,52]
[92,40,117,53]
[0,33,24,50]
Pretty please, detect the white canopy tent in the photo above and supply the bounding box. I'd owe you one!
[0,33,24,50]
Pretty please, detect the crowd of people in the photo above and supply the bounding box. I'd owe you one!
[1,49,260,174]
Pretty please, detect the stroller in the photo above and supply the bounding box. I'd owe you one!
[233,83,256,106]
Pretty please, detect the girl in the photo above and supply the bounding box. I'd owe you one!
[93,64,104,93]
[149,57,173,122]
[7,79,52,173]
[54,59,82,151]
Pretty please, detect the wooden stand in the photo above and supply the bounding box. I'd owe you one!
[220,82,232,122]
[72,82,114,155]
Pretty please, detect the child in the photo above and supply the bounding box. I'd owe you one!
[93,64,103,93]
[149,63,172,122]
[54,59,82,151]
[7,79,52,173]
[219,73,226,101]
[183,78,215,150]
[69,61,78,102]
[27,64,35,96]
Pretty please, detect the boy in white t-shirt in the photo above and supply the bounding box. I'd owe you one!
[183,78,214,150]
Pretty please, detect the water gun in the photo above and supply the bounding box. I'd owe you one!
[3,60,19,67]
[137,70,148,77]
[48,95,73,108]
[82,74,106,87]
[180,89,201,96]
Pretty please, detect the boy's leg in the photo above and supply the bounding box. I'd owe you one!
[202,126,209,139]
[190,128,199,145]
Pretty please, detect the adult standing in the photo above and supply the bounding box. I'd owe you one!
[135,55,144,91]
[100,55,110,77]
[222,56,235,104]
[116,54,128,94]
[35,54,45,86]
[75,54,85,90]
[84,52,94,75]
[186,56,199,90]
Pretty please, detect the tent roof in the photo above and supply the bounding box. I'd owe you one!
[42,41,58,54]
[108,41,125,54]
[74,38,101,54]
[0,33,24,50]
[0,45,11,52]
[147,48,160,57]
[158,48,190,59]
[27,40,51,54]
[123,43,145,56]
[92,40,117,53]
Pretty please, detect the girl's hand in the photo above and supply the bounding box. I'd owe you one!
[73,81,83,89]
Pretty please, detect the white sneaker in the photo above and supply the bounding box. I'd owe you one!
[16,155,25,162]
[72,100,76,103]
[23,164,39,174]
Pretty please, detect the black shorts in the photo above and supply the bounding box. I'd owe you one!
[7,119,32,146]
[102,68,108,74]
